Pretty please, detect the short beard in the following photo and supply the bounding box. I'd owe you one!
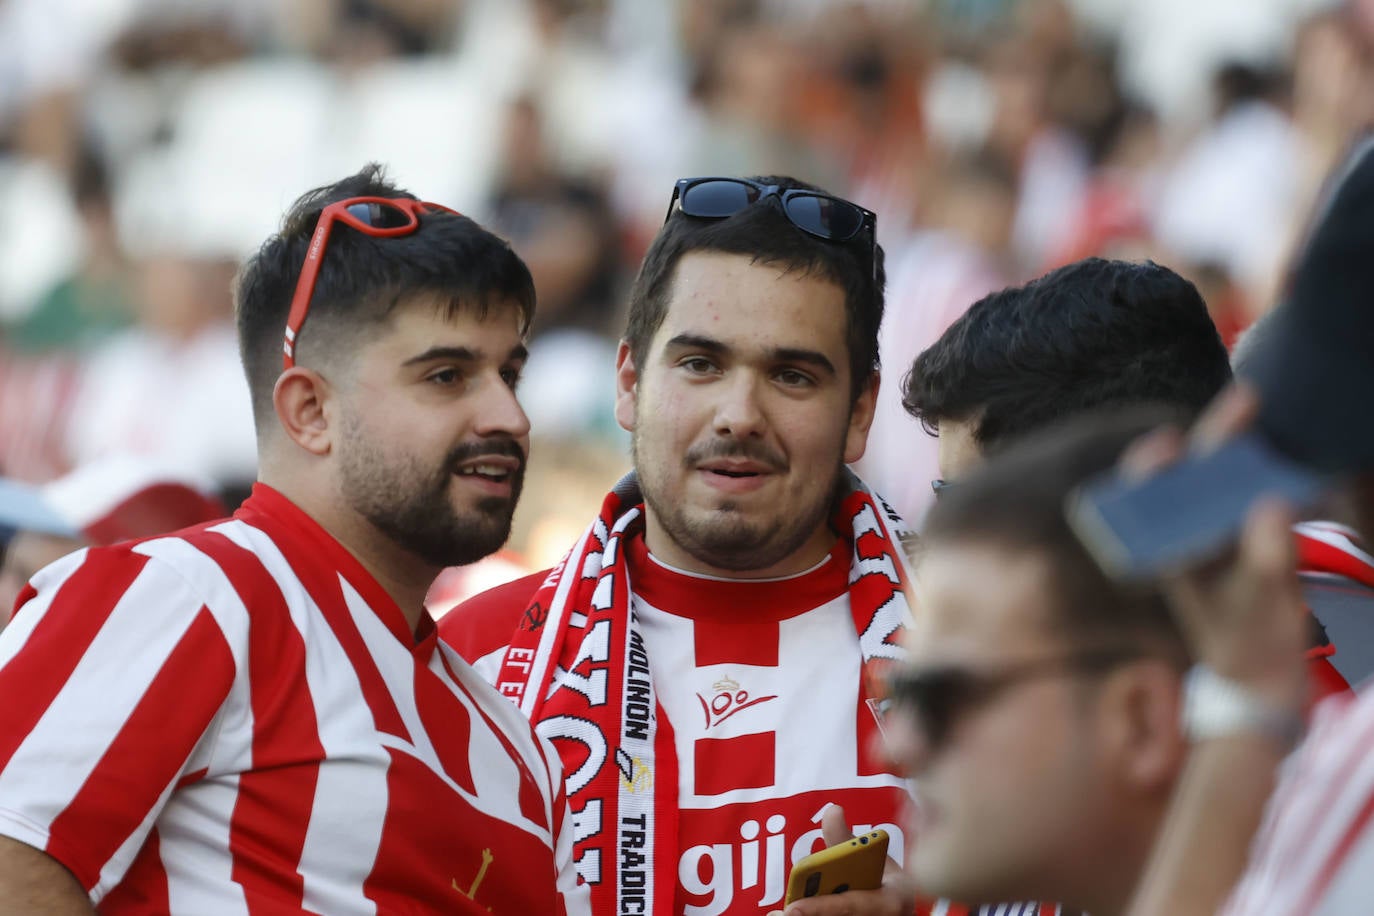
[340,426,525,569]
[634,432,840,572]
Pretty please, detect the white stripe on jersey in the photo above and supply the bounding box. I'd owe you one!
[341,578,552,843]
[1273,714,1374,911]
[1295,522,1374,568]
[0,555,212,853]
[160,776,248,914]
[440,643,562,835]
[1223,690,1374,913]
[216,518,390,915]
[130,533,258,910]
[640,593,908,809]
[0,548,88,665]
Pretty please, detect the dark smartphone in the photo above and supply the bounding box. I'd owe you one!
[1066,431,1331,582]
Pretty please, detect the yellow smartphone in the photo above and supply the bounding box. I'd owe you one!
[783,829,889,905]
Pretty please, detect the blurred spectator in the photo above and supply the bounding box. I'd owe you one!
[1153,62,1301,315]
[487,97,624,342]
[856,150,1015,523]
[61,249,257,490]
[0,455,225,630]
[485,97,626,440]
[2,143,134,355]
[887,407,1191,916]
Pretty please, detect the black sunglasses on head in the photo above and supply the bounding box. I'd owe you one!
[666,177,878,282]
[881,646,1141,749]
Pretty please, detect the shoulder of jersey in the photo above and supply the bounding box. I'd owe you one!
[438,568,552,662]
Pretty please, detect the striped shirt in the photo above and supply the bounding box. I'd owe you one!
[447,535,1056,916]
[0,484,588,914]
[1221,524,1374,914]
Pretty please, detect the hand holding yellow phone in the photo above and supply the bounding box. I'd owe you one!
[783,829,889,905]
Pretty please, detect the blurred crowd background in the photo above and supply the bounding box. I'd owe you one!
[2,0,1371,587]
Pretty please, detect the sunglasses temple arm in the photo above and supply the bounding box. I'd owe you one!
[282,220,331,369]
[663,189,682,224]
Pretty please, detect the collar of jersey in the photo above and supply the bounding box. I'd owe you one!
[625,530,849,623]
[235,483,436,651]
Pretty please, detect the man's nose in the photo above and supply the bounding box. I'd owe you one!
[712,372,767,438]
[473,373,531,440]
[877,707,934,778]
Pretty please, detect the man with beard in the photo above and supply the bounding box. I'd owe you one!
[442,176,922,915]
[0,165,589,915]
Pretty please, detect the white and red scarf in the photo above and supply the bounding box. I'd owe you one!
[495,470,916,914]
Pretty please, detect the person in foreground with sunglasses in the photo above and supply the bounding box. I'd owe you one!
[0,165,589,914]
[441,175,924,915]
[884,405,1195,916]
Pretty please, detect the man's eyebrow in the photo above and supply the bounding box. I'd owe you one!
[664,334,729,355]
[402,344,529,367]
[771,347,836,376]
[664,336,836,375]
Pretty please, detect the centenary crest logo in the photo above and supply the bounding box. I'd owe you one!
[697,674,777,731]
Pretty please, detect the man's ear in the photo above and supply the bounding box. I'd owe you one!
[273,367,334,456]
[843,370,881,465]
[1100,660,1188,796]
[614,340,639,434]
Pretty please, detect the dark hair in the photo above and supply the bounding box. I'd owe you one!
[922,405,1189,658]
[624,174,886,400]
[903,257,1231,452]
[233,163,536,431]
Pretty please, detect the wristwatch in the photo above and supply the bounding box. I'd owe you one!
[1182,665,1305,748]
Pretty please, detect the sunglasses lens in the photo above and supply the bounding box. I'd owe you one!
[785,193,866,240]
[344,201,413,229]
[680,180,760,218]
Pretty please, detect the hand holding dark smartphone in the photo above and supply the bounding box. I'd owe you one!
[1067,431,1331,582]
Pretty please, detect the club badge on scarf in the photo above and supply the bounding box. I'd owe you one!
[498,471,915,914]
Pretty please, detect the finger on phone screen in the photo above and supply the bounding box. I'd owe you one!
[1190,383,1260,455]
[1120,425,1185,482]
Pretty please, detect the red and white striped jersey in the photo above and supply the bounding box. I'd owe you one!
[627,536,911,915]
[450,535,915,915]
[0,484,588,915]
[1223,688,1374,914]
[1220,524,1374,914]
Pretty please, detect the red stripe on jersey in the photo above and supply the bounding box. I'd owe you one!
[1257,696,1374,896]
[414,655,477,796]
[1301,759,1374,909]
[442,651,547,825]
[1298,531,1374,587]
[194,531,323,909]
[98,827,170,913]
[694,732,775,796]
[265,529,414,743]
[653,704,680,915]
[0,549,149,771]
[693,616,779,667]
[45,608,234,889]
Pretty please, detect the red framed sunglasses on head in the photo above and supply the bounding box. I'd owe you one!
[281,196,460,369]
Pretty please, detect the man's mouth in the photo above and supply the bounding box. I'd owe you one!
[454,458,521,483]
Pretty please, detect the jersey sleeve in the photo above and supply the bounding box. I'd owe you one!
[438,569,549,664]
[0,544,237,900]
